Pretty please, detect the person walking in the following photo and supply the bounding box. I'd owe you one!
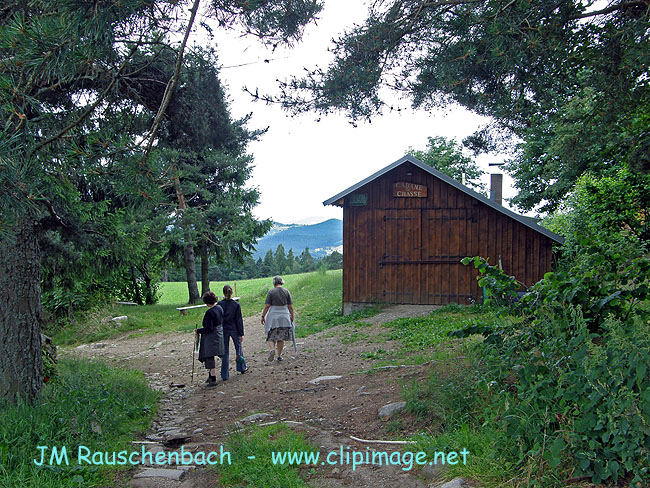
[196,291,225,386]
[261,275,294,362]
[218,284,248,380]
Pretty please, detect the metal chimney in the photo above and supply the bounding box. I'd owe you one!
[490,174,503,206]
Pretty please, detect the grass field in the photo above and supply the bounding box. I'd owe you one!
[156,272,317,312]
[54,270,350,345]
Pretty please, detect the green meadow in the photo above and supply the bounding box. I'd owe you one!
[53,270,346,345]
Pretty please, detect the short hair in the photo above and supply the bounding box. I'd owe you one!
[273,275,284,286]
[223,285,233,297]
[202,291,218,305]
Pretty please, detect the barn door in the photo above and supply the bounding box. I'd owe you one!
[420,208,479,304]
[376,209,421,303]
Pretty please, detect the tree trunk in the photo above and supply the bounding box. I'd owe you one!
[183,243,200,304]
[174,172,200,304]
[130,265,143,305]
[200,240,210,296]
[0,220,44,404]
[140,263,155,305]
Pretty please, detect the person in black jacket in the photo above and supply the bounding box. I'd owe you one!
[218,284,248,380]
[196,291,225,386]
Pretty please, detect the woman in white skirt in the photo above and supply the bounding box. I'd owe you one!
[261,276,294,362]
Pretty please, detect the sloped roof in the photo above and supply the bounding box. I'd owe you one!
[323,154,564,244]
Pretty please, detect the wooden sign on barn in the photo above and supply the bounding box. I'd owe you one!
[323,155,564,314]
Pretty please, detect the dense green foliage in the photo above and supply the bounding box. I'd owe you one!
[452,248,650,485]
[461,256,521,306]
[0,360,159,487]
[408,136,486,193]
[544,168,650,265]
[270,0,649,213]
[465,309,650,485]
[520,250,650,333]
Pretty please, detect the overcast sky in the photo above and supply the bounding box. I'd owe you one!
[201,0,518,225]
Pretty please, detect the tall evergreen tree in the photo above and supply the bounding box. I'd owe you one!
[263,249,274,277]
[158,49,270,303]
[286,248,296,274]
[0,0,321,403]
[299,248,316,272]
[255,257,265,278]
[274,244,287,275]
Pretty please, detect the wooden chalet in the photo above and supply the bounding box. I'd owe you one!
[323,155,564,314]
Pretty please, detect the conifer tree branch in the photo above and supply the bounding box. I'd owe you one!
[570,1,649,20]
[28,44,139,157]
[142,0,201,162]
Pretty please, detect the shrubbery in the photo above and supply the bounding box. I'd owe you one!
[0,360,159,487]
[474,308,650,484]
[457,250,650,485]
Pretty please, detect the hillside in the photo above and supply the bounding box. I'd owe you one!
[254,218,342,258]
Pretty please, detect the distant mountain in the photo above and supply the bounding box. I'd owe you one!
[254,219,342,258]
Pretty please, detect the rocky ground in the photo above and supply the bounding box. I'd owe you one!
[65,305,474,488]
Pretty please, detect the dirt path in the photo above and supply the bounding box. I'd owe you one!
[66,305,455,488]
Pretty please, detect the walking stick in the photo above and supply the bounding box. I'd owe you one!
[192,324,199,383]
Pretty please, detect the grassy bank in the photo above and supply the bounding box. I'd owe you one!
[0,359,159,487]
[361,306,519,486]
[218,423,318,487]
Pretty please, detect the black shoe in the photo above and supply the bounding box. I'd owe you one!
[240,367,249,374]
[205,376,217,386]
[276,356,284,362]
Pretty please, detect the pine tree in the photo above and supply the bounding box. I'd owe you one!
[274,244,287,275]
[0,0,321,404]
[286,249,296,274]
[299,248,316,272]
[263,249,274,278]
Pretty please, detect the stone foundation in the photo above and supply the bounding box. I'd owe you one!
[342,302,376,315]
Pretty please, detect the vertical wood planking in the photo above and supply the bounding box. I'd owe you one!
[340,163,558,306]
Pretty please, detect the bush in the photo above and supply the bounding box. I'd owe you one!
[471,307,650,485]
[461,256,520,306]
[452,247,650,485]
[518,246,650,333]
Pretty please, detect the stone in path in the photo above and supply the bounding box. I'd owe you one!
[132,468,187,481]
[241,413,273,423]
[420,461,447,479]
[378,401,407,418]
[429,478,467,488]
[309,375,343,384]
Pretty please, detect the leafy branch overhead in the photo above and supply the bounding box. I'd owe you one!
[461,256,521,306]
[261,0,650,212]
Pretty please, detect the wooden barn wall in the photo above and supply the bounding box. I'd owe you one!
[342,162,553,305]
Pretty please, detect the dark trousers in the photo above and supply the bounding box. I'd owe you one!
[221,329,246,380]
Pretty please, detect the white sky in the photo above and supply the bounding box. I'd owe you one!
[199,0,518,225]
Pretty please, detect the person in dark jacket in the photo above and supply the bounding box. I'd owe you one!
[218,285,248,380]
[196,291,225,386]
